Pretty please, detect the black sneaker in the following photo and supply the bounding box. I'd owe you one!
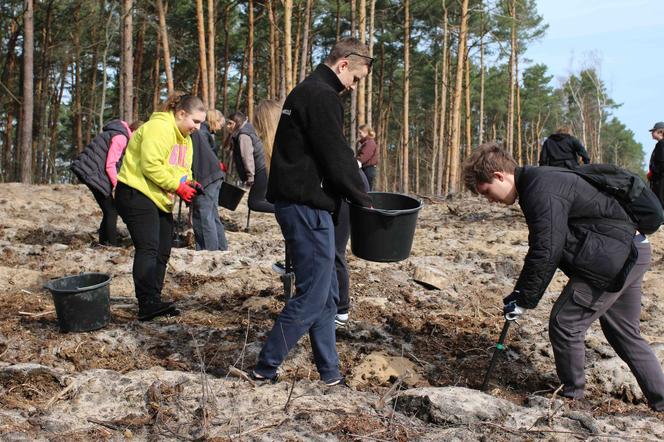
[324,377,347,387]
[138,301,180,321]
[250,370,279,385]
[271,261,286,275]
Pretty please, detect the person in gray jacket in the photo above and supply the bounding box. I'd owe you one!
[228,112,274,213]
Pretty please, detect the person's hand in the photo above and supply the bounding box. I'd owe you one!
[189,180,205,195]
[647,170,653,181]
[176,182,197,203]
[503,301,525,321]
[245,180,254,187]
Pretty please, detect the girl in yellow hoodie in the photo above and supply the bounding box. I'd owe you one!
[116,93,206,321]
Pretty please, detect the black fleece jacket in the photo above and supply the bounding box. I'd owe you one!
[266,64,372,211]
[539,133,590,169]
[514,166,637,309]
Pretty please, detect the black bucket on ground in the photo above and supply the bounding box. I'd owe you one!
[349,192,422,262]
[43,273,112,333]
[218,181,246,211]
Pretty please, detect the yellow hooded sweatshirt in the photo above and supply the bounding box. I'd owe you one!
[117,111,193,213]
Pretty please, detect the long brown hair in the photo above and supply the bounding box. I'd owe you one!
[253,100,282,172]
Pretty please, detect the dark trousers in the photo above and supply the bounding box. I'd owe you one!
[334,169,369,315]
[255,202,340,383]
[115,182,174,305]
[89,186,118,246]
[248,168,275,213]
[362,165,377,191]
[549,236,664,410]
[192,179,228,251]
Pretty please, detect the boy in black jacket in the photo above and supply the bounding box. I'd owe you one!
[464,143,664,411]
[252,38,373,386]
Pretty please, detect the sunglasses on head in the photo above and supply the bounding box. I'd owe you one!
[344,52,374,73]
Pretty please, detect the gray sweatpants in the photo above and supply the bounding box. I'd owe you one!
[549,236,664,410]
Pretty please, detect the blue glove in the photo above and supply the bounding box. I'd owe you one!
[503,290,525,321]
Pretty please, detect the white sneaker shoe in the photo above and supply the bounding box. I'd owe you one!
[335,313,349,328]
[271,261,286,275]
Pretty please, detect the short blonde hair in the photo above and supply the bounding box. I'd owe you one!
[206,109,224,132]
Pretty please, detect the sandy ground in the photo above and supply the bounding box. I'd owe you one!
[0,183,663,441]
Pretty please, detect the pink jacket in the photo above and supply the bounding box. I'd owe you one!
[105,121,132,188]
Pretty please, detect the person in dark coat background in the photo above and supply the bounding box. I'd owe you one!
[191,109,227,251]
[539,126,590,169]
[356,124,379,190]
[647,121,664,207]
[463,143,664,411]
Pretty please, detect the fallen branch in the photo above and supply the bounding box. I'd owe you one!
[18,310,55,318]
[227,366,255,387]
[43,380,78,411]
[87,417,121,432]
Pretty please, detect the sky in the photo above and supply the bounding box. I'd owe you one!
[524,0,663,168]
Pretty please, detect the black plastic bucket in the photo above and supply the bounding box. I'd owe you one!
[43,273,112,333]
[349,192,422,262]
[218,181,246,211]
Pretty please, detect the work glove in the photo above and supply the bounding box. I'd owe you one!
[503,290,525,321]
[176,182,197,203]
[190,180,205,196]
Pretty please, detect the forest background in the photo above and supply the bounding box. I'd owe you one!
[0,0,646,194]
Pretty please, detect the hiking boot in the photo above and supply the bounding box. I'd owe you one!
[271,261,286,275]
[250,370,279,385]
[335,313,349,328]
[138,301,180,321]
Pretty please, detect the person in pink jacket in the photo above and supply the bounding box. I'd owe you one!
[71,120,142,246]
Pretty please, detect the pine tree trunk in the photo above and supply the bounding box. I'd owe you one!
[235,42,248,112]
[464,49,471,158]
[335,0,341,42]
[349,0,357,149]
[367,0,376,127]
[207,0,215,107]
[73,7,83,154]
[447,0,469,194]
[152,37,161,111]
[156,0,174,95]
[431,62,439,195]
[268,0,277,98]
[132,19,146,121]
[284,0,293,93]
[20,0,35,183]
[222,4,231,113]
[292,3,302,86]
[49,58,68,183]
[121,0,133,121]
[247,0,255,119]
[195,0,208,107]
[357,0,366,125]
[1,20,19,182]
[515,53,522,165]
[299,0,312,83]
[436,5,448,196]
[478,4,485,144]
[402,0,410,193]
[99,3,114,128]
[506,0,516,155]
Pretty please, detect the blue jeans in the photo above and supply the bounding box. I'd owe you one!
[192,179,228,251]
[255,202,341,383]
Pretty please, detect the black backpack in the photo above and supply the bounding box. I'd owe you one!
[571,164,664,234]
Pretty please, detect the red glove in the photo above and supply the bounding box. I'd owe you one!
[189,180,204,195]
[176,181,196,203]
[220,162,227,172]
[647,170,653,181]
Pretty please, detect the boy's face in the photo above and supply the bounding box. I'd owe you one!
[476,171,518,205]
